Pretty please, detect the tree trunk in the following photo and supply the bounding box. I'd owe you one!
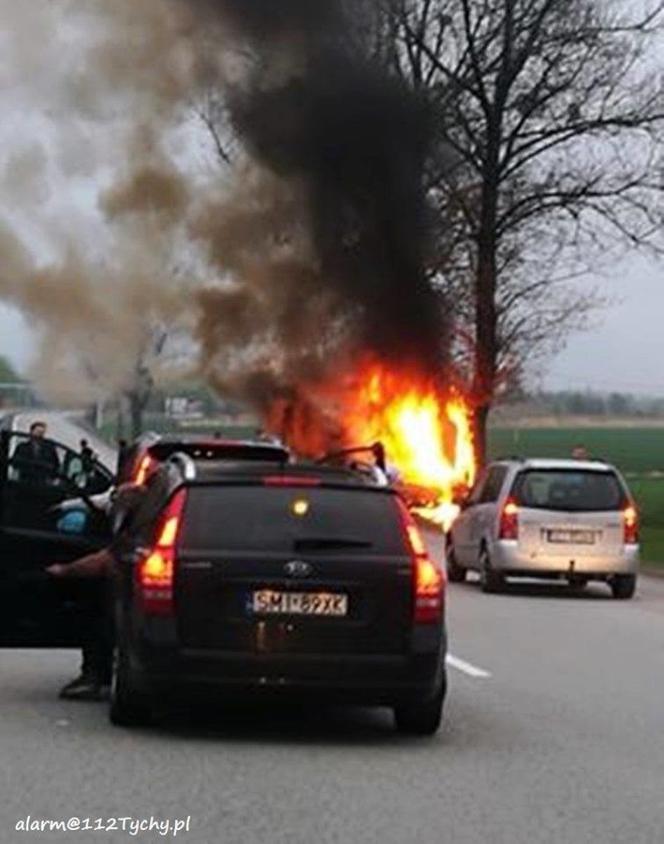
[128,393,145,441]
[472,150,500,469]
[472,247,498,469]
[126,360,154,442]
[472,402,491,470]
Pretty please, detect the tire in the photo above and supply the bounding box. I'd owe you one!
[109,646,152,727]
[611,574,636,601]
[394,674,446,737]
[445,541,467,583]
[479,547,504,594]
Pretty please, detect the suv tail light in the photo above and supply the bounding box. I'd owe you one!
[499,498,519,540]
[134,454,156,486]
[136,488,187,616]
[623,505,639,545]
[398,501,445,624]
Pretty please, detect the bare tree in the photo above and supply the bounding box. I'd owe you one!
[121,326,168,440]
[196,87,237,167]
[378,0,664,465]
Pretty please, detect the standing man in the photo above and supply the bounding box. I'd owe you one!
[46,547,117,700]
[46,480,154,701]
[79,439,95,471]
[13,421,60,483]
[572,444,590,461]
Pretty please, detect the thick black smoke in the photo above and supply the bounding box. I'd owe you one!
[200,0,344,36]
[192,0,447,375]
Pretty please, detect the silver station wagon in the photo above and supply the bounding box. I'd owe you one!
[446,458,639,599]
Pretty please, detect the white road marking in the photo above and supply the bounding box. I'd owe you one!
[446,654,492,679]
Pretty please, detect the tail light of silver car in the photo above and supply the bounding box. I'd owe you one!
[398,501,445,624]
[498,498,519,541]
[623,505,639,545]
[136,488,187,615]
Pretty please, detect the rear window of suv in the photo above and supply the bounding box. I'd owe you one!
[179,486,408,554]
[149,442,288,463]
[511,469,626,512]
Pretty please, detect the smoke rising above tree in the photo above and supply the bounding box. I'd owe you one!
[0,0,448,440]
[187,0,449,418]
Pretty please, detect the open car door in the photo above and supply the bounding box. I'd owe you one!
[0,430,114,647]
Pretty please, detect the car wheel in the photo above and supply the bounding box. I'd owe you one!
[445,541,467,583]
[479,547,503,594]
[109,645,152,728]
[394,674,446,737]
[611,574,636,601]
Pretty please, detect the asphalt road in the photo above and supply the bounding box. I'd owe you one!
[1,532,664,844]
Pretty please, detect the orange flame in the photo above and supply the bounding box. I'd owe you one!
[342,361,476,531]
[265,358,476,531]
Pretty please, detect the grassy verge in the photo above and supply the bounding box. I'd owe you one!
[489,427,664,474]
[626,476,664,567]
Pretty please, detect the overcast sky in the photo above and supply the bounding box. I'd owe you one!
[0,1,661,397]
[537,253,663,394]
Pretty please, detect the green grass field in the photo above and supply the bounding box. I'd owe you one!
[489,427,664,566]
[489,427,664,474]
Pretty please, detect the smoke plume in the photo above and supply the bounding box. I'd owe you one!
[0,0,201,404]
[0,0,448,448]
[187,0,448,438]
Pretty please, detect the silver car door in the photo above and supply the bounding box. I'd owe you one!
[454,469,489,566]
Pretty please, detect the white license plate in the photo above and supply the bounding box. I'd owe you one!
[547,530,596,545]
[251,590,349,617]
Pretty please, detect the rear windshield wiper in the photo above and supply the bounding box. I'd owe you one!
[293,537,373,551]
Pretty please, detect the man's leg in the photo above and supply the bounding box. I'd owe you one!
[60,579,113,700]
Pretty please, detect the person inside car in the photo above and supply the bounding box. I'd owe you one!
[13,421,60,484]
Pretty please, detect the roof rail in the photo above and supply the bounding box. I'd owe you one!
[317,442,387,471]
[315,442,390,487]
[169,451,197,481]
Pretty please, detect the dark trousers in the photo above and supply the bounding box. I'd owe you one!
[79,579,114,684]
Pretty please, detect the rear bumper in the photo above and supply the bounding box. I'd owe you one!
[490,540,639,577]
[127,627,447,707]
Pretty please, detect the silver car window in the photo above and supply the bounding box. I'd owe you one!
[511,469,626,512]
[479,466,508,504]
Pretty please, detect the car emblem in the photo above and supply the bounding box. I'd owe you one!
[284,560,313,578]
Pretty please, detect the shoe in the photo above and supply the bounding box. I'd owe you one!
[59,675,111,702]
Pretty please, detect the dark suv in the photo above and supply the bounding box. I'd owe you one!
[110,457,448,735]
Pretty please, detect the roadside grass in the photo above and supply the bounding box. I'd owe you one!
[640,528,664,569]
[627,477,664,568]
[489,427,664,474]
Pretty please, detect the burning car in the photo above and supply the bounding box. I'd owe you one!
[268,358,477,533]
